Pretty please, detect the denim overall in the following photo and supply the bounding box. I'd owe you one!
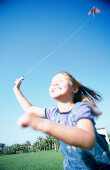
[53,103,110,170]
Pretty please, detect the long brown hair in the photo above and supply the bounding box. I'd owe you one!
[59,72,102,116]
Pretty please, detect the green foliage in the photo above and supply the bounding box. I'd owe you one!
[108,144,110,151]
[107,133,110,140]
[0,150,64,170]
[33,135,60,152]
[1,136,60,155]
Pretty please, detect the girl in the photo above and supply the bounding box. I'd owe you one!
[13,72,110,169]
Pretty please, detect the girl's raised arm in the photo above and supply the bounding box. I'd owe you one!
[13,77,45,118]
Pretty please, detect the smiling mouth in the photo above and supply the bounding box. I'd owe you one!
[51,87,62,92]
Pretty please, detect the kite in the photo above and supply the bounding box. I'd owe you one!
[88,7,101,15]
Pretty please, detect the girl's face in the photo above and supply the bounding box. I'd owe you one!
[49,74,73,100]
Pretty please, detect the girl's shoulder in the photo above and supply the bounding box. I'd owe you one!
[74,102,95,125]
[73,101,90,112]
[75,101,91,110]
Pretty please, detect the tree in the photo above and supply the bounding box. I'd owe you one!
[25,140,31,152]
[107,133,110,142]
[45,135,53,150]
[1,136,60,155]
[52,137,60,151]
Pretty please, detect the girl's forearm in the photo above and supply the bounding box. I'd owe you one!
[13,88,32,112]
[38,120,95,150]
[18,113,95,149]
[14,88,46,117]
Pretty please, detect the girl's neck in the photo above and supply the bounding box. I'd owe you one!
[57,101,74,113]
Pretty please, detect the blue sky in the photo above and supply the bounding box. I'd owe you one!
[0,0,110,146]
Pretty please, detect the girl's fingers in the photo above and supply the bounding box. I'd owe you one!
[17,113,28,127]
[18,76,24,81]
[14,77,24,85]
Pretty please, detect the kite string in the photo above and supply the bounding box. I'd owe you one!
[24,16,91,77]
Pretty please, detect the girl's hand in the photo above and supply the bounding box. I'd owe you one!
[17,112,49,132]
[13,77,24,90]
[17,112,37,128]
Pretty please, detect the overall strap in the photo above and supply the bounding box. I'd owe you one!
[53,109,60,123]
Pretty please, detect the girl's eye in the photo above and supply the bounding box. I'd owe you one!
[51,79,65,86]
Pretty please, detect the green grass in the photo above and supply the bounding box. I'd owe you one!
[1,145,110,170]
[109,144,110,151]
[0,150,64,170]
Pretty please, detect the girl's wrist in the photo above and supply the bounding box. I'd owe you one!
[39,119,50,134]
[28,115,50,134]
[13,86,19,92]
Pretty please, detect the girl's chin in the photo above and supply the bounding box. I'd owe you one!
[50,93,63,99]
[51,95,59,99]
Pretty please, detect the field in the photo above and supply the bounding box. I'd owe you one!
[0,150,64,170]
[0,145,110,170]
[109,144,110,150]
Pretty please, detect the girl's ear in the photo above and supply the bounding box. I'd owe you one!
[72,86,79,94]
